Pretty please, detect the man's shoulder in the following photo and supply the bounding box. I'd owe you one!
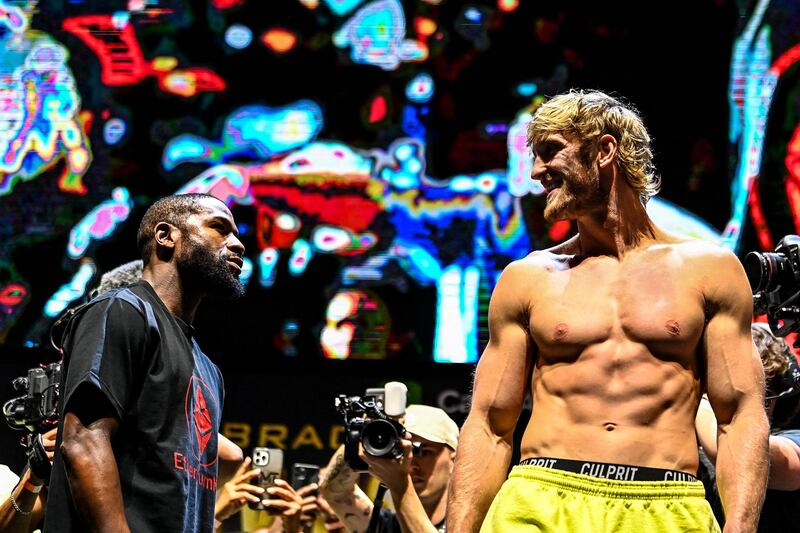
[656,238,743,277]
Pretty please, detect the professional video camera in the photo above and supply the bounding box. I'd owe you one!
[335,382,408,470]
[745,235,800,339]
[3,362,62,483]
[3,362,62,434]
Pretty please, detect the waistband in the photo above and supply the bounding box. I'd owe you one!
[519,457,697,483]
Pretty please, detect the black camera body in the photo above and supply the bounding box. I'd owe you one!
[336,387,407,470]
[745,235,800,337]
[3,362,62,434]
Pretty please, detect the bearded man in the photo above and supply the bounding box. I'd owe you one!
[447,90,769,533]
[45,194,245,533]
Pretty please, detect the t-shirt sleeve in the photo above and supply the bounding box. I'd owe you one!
[776,429,800,447]
[62,296,149,421]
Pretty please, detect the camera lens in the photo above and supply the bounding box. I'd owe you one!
[361,419,399,457]
[744,251,791,293]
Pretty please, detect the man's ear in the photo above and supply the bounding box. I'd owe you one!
[153,222,179,259]
[597,134,617,169]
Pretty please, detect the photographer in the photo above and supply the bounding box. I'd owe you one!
[0,428,56,533]
[695,322,800,531]
[320,405,458,533]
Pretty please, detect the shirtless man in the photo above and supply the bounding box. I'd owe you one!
[447,89,769,533]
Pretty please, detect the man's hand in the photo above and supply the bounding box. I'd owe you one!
[359,439,414,494]
[214,457,264,522]
[296,483,320,525]
[42,427,57,462]
[262,479,304,533]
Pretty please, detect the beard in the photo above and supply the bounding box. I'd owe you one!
[178,236,245,300]
[542,166,605,222]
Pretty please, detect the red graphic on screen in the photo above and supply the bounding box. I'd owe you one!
[62,15,226,97]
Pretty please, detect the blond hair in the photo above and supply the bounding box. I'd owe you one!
[527,89,660,203]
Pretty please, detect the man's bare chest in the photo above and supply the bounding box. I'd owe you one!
[528,257,707,355]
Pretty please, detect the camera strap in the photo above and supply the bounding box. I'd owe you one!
[367,483,388,533]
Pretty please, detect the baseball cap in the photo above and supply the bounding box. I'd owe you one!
[403,404,459,450]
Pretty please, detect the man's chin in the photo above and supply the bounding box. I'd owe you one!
[543,206,570,223]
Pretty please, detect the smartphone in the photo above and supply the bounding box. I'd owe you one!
[290,463,320,490]
[248,447,284,511]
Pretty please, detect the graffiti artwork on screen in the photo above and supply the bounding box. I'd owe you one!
[1,0,764,364]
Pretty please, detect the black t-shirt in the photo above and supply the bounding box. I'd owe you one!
[44,281,224,533]
[376,508,446,533]
[758,429,800,533]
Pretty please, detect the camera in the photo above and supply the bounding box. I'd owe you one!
[3,362,62,434]
[745,235,800,337]
[335,382,408,470]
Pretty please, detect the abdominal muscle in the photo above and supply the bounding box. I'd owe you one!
[519,342,703,475]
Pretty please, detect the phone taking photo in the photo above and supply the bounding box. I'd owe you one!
[289,463,320,490]
[248,447,284,511]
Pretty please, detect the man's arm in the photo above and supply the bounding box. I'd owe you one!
[447,261,534,532]
[359,440,438,533]
[703,251,769,533]
[60,387,130,533]
[696,399,800,491]
[318,446,373,533]
[0,467,46,533]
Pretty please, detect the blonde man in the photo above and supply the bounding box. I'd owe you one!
[448,89,768,533]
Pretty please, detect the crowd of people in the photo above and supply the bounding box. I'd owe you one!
[0,89,799,532]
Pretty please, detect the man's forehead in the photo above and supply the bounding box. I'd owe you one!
[193,197,234,219]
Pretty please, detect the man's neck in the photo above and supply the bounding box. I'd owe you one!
[575,174,659,258]
[141,267,202,324]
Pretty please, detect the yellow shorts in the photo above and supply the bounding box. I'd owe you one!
[481,465,721,533]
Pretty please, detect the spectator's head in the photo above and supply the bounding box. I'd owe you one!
[403,405,459,505]
[751,323,800,428]
[91,260,143,298]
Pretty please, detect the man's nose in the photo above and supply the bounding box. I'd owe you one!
[531,156,545,181]
[228,235,245,256]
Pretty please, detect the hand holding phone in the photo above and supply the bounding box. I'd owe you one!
[247,447,284,511]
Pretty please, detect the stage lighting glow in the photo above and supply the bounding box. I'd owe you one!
[239,257,253,285]
[433,265,480,363]
[321,289,390,359]
[103,118,126,145]
[262,28,297,54]
[289,239,312,275]
[163,101,324,169]
[44,261,96,318]
[333,0,427,70]
[498,0,518,12]
[368,95,388,123]
[259,248,279,287]
[464,7,482,22]
[324,0,365,15]
[515,82,537,97]
[0,13,92,196]
[405,73,434,103]
[177,165,254,205]
[67,188,133,259]
[225,24,252,49]
[159,68,227,97]
[414,17,436,38]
